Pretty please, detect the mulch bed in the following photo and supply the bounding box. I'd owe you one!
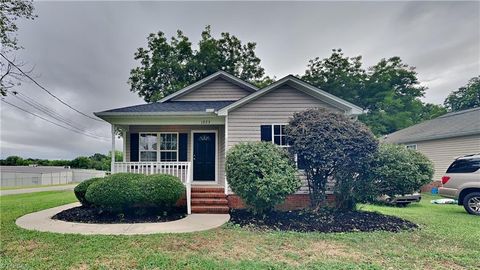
[229,209,418,233]
[52,206,187,224]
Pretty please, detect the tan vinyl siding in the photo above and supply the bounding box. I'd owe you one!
[406,134,480,181]
[226,84,343,194]
[125,125,226,186]
[172,78,251,101]
[227,85,343,149]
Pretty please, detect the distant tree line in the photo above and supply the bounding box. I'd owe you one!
[0,151,123,171]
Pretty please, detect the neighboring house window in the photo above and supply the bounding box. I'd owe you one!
[405,144,417,150]
[139,133,158,161]
[139,132,178,162]
[160,133,178,162]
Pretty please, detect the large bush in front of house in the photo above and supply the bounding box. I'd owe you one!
[367,144,434,199]
[84,173,184,213]
[285,108,378,211]
[138,174,185,210]
[226,142,300,214]
[74,177,104,207]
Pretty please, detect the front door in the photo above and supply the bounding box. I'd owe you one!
[193,132,216,181]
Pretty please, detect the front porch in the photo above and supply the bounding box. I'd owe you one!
[109,124,229,214]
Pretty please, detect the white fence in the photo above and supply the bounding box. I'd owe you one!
[0,167,106,187]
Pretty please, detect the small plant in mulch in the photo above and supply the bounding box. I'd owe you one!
[229,209,418,233]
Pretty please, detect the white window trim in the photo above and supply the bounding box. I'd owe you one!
[405,144,417,150]
[270,123,289,148]
[139,132,179,162]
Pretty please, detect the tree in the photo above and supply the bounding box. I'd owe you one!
[0,0,36,96]
[302,48,366,105]
[444,76,480,112]
[302,50,446,136]
[129,26,271,102]
[285,109,378,211]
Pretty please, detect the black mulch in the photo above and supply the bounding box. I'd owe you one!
[52,206,187,224]
[229,209,418,233]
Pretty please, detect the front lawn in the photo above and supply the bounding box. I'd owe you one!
[1,191,478,270]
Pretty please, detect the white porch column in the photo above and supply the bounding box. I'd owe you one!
[111,124,115,174]
[224,115,229,195]
[122,130,126,162]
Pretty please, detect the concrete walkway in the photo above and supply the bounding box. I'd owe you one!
[0,184,77,196]
[16,203,230,235]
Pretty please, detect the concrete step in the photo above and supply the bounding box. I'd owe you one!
[191,192,226,199]
[191,205,229,214]
[191,187,225,193]
[191,198,228,206]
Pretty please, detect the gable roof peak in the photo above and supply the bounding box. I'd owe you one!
[158,70,258,103]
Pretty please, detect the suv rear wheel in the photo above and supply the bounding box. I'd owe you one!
[463,192,480,216]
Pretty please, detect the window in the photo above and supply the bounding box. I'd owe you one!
[405,144,417,150]
[139,132,178,162]
[272,124,288,147]
[160,133,178,162]
[446,158,480,173]
[139,133,158,161]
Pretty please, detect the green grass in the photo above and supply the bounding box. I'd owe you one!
[0,183,76,191]
[1,192,479,270]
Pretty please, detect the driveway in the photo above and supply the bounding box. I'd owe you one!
[0,184,77,196]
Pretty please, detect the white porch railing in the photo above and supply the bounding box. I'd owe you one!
[113,162,192,214]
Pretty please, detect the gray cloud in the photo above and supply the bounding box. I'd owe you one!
[1,1,478,159]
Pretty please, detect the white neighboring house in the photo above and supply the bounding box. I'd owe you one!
[94,71,363,214]
[384,107,480,188]
[0,166,106,187]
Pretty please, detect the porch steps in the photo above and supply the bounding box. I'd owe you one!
[190,186,229,214]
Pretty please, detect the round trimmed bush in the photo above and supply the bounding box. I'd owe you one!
[85,173,145,212]
[369,144,434,198]
[226,142,300,214]
[138,174,185,210]
[74,177,104,207]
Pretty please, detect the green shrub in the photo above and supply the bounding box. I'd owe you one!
[85,173,145,212]
[138,174,185,210]
[74,177,104,207]
[226,142,300,214]
[285,109,378,211]
[84,173,185,213]
[369,144,434,198]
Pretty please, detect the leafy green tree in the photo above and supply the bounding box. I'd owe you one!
[302,50,446,135]
[0,0,36,96]
[444,76,480,112]
[302,49,366,105]
[129,26,271,102]
[1,156,28,165]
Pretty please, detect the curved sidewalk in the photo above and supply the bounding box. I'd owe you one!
[16,203,230,235]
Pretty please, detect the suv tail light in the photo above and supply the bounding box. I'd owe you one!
[441,176,451,185]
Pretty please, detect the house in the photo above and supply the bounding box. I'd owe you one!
[384,107,480,190]
[95,71,363,214]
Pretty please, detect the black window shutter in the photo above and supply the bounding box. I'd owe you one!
[297,154,307,170]
[178,133,188,161]
[130,133,139,162]
[260,125,272,142]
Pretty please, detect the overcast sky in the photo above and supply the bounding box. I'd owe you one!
[0,1,478,160]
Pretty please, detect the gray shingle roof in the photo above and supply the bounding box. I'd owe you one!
[96,101,235,115]
[384,107,480,143]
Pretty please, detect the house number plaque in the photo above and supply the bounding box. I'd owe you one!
[201,119,211,125]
